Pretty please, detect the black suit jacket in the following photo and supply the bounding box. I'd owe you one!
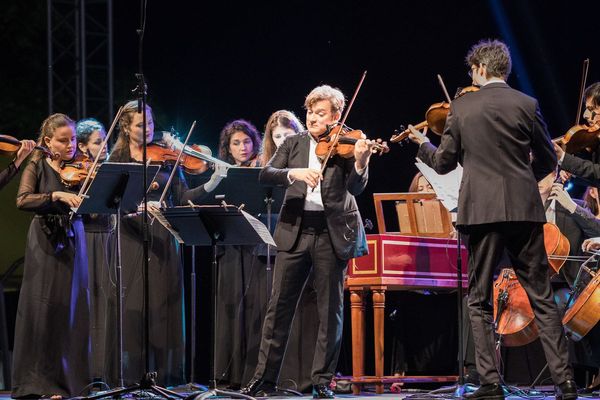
[259,132,369,260]
[417,82,557,226]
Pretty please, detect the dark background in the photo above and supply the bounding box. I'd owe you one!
[1,0,599,385]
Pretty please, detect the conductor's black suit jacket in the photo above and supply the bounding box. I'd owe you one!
[417,82,557,226]
[259,131,369,260]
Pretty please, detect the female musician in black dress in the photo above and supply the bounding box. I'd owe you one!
[213,119,263,389]
[75,118,116,386]
[108,100,207,386]
[12,113,89,399]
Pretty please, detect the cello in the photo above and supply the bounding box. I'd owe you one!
[562,261,600,341]
[493,268,539,347]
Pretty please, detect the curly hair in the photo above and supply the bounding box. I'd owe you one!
[218,119,262,165]
[109,100,153,162]
[465,39,512,80]
[76,118,106,145]
[32,113,75,162]
[260,110,304,166]
[304,85,346,114]
[584,82,600,109]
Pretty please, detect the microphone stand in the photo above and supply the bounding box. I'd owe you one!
[82,2,184,398]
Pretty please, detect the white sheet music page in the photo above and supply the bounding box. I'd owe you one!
[241,209,276,246]
[415,158,462,213]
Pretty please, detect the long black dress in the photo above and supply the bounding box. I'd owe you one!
[12,159,90,398]
[109,157,206,387]
[83,213,116,385]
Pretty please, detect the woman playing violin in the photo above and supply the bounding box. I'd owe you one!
[0,138,35,190]
[108,100,207,387]
[12,113,89,399]
[75,117,115,386]
[555,82,600,185]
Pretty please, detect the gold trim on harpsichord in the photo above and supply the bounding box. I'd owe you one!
[380,238,465,275]
[351,239,378,275]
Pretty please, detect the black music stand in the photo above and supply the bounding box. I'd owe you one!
[163,204,274,400]
[204,167,284,296]
[75,162,183,399]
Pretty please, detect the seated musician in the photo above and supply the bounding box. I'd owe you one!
[538,172,600,390]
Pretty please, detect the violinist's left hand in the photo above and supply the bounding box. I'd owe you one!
[553,142,565,162]
[548,183,577,213]
[354,133,376,170]
[407,125,430,146]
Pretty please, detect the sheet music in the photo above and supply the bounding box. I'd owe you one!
[415,158,462,212]
[241,209,276,246]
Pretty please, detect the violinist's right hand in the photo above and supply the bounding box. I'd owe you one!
[559,170,572,183]
[52,191,82,208]
[204,163,228,192]
[289,168,323,188]
[582,237,600,252]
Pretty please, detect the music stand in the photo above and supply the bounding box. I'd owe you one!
[74,162,186,399]
[204,167,284,296]
[163,204,274,399]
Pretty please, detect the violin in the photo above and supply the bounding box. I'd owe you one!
[553,59,599,154]
[390,85,480,143]
[59,152,93,187]
[146,141,210,174]
[315,124,389,160]
[554,123,600,154]
[0,134,57,159]
[493,268,539,347]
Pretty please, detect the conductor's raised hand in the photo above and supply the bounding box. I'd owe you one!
[289,168,323,188]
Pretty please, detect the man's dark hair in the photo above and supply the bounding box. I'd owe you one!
[584,82,600,108]
[466,39,512,80]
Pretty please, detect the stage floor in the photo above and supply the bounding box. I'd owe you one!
[1,388,599,399]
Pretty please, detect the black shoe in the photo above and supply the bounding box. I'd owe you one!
[463,383,505,400]
[239,378,276,397]
[312,384,335,399]
[464,368,480,386]
[556,380,578,400]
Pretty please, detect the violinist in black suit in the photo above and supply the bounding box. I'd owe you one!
[555,82,600,186]
[241,85,377,399]
[408,39,577,400]
[0,139,35,190]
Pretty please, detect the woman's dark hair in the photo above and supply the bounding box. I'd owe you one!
[218,119,262,165]
[76,118,106,145]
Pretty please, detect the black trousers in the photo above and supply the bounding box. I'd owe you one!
[462,221,573,385]
[253,227,347,386]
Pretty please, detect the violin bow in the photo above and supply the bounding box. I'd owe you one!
[158,120,197,208]
[318,70,368,177]
[437,74,453,104]
[78,106,124,199]
[575,59,590,126]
